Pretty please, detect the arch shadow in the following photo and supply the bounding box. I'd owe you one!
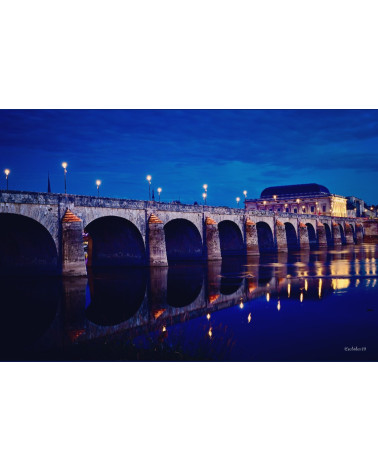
[256,222,275,253]
[306,223,317,249]
[324,223,332,246]
[85,216,146,267]
[164,219,203,262]
[284,222,298,250]
[0,213,58,275]
[339,224,346,244]
[218,220,244,256]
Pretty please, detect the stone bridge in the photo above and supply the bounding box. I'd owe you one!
[0,190,374,276]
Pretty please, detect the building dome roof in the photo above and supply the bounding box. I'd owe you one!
[260,183,330,198]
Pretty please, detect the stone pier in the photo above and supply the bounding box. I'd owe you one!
[332,223,342,246]
[356,223,364,244]
[245,219,259,256]
[317,221,327,247]
[299,222,310,249]
[61,209,87,276]
[205,217,222,260]
[148,214,168,266]
[276,220,288,252]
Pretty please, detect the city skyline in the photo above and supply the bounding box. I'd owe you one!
[1,109,377,206]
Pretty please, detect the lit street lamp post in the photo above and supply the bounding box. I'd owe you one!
[202,192,207,205]
[157,187,162,202]
[4,169,10,190]
[62,162,68,194]
[243,190,247,202]
[146,175,152,200]
[236,197,240,207]
[96,180,101,197]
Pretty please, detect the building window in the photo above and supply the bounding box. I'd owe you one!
[311,206,315,213]
[323,205,326,212]
[294,208,297,213]
[285,208,289,212]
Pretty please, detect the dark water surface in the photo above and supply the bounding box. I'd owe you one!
[1,244,377,361]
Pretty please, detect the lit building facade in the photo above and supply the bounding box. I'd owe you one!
[245,183,348,217]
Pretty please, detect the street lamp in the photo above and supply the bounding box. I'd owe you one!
[157,187,162,202]
[243,190,247,201]
[146,175,152,200]
[62,162,68,194]
[263,200,267,211]
[236,197,240,207]
[96,180,101,197]
[4,169,10,190]
[202,192,207,205]
[203,184,208,193]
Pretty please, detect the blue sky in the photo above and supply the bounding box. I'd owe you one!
[0,109,377,206]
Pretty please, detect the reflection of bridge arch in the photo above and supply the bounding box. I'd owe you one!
[220,258,244,295]
[0,213,59,274]
[256,222,275,253]
[85,269,147,326]
[218,220,244,256]
[85,216,146,267]
[167,265,204,307]
[306,223,317,249]
[284,222,298,250]
[164,218,203,262]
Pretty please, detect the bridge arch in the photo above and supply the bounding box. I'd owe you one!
[0,213,59,275]
[164,218,203,262]
[256,221,275,253]
[284,222,298,250]
[85,216,146,267]
[306,223,317,249]
[218,220,244,256]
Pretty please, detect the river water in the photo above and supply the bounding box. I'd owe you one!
[1,244,377,361]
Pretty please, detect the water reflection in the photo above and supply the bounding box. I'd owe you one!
[0,244,377,360]
[85,268,147,326]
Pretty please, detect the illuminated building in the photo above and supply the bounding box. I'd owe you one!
[245,183,348,217]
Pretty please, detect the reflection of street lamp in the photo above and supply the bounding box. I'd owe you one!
[236,197,240,207]
[96,180,101,197]
[202,192,207,205]
[62,162,68,194]
[146,175,152,200]
[4,169,10,190]
[243,190,247,202]
[157,187,162,202]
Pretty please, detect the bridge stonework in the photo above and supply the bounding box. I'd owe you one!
[0,191,375,276]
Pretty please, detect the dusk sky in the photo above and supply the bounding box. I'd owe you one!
[0,109,377,206]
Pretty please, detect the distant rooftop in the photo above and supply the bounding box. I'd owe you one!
[260,183,331,198]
